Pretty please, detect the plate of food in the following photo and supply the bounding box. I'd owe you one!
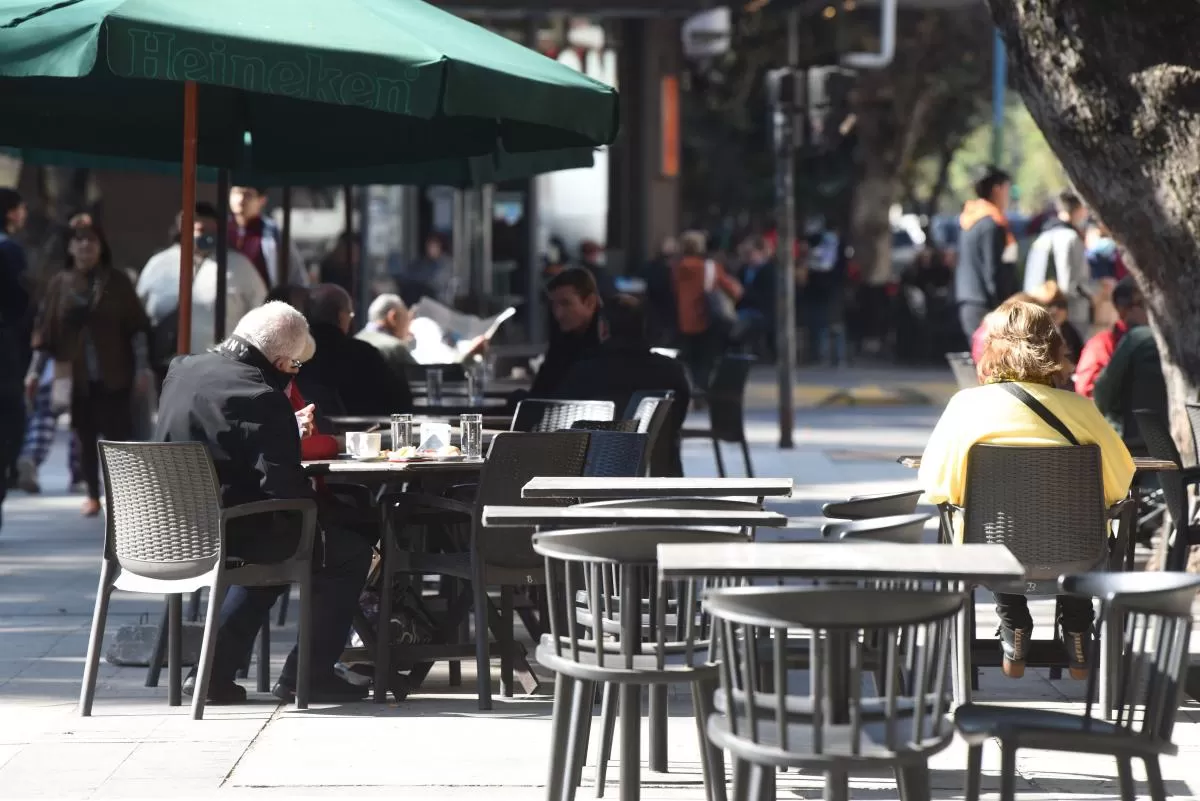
[387,445,466,462]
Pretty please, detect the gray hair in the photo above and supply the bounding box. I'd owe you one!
[368,293,407,323]
[233,301,311,363]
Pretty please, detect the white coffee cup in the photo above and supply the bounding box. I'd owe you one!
[346,431,382,459]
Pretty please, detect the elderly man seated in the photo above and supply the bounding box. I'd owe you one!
[155,302,372,704]
[356,293,417,380]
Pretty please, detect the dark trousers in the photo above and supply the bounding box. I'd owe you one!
[957,302,990,341]
[72,382,133,501]
[0,387,24,530]
[994,592,1094,634]
[209,517,372,687]
[682,329,722,395]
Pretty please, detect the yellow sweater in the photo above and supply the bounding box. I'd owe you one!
[918,382,1135,508]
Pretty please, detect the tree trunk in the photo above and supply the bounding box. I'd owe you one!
[986,0,1200,566]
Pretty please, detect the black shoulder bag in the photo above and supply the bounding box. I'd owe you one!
[999,382,1080,445]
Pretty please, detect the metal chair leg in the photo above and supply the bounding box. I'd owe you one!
[546,676,574,801]
[187,590,202,622]
[692,679,726,801]
[824,769,849,801]
[296,576,312,709]
[648,685,668,773]
[500,586,515,698]
[964,744,982,801]
[472,563,493,711]
[167,594,183,707]
[1145,755,1167,801]
[191,583,224,720]
[747,764,774,801]
[144,601,168,688]
[897,763,931,801]
[732,760,751,801]
[618,683,641,801]
[256,611,271,692]
[711,438,726,478]
[448,579,462,687]
[1116,757,1135,801]
[739,440,754,478]
[563,679,595,800]
[999,744,1017,801]
[595,683,617,797]
[276,590,290,627]
[80,561,114,716]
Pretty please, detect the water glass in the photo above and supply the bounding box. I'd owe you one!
[390,413,413,451]
[426,367,444,405]
[465,368,484,406]
[460,414,483,459]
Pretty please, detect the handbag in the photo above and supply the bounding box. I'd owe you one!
[703,259,738,333]
[999,382,1081,445]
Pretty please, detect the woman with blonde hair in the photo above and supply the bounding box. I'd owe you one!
[919,298,1134,680]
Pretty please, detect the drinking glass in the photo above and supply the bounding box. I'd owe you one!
[390,413,413,451]
[460,414,483,459]
[426,367,444,405]
[465,368,484,406]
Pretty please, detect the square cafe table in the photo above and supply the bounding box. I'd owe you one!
[521,476,793,500]
[481,505,788,529]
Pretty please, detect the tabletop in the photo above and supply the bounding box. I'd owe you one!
[898,455,1178,472]
[521,477,794,499]
[302,457,485,476]
[328,415,511,431]
[658,541,1025,582]
[481,505,789,528]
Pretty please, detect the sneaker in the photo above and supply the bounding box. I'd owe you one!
[182,674,248,705]
[16,458,40,494]
[1062,630,1091,680]
[272,675,370,704]
[998,626,1031,678]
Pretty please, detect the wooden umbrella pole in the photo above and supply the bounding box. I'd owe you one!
[279,185,292,289]
[177,80,199,355]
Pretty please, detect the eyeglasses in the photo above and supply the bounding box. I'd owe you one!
[290,359,303,369]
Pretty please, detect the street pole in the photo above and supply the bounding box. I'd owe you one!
[770,10,801,449]
[991,28,1006,165]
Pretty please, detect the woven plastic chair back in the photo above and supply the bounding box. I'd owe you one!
[570,419,639,433]
[473,432,590,568]
[944,352,979,390]
[961,444,1108,589]
[511,399,615,432]
[98,441,224,580]
[623,390,673,422]
[708,355,754,441]
[1061,572,1200,746]
[633,397,676,477]
[582,431,647,478]
[1132,409,1188,527]
[1185,403,1200,462]
[705,586,961,760]
[533,526,743,677]
[822,489,923,520]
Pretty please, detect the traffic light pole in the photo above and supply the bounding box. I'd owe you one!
[772,10,802,449]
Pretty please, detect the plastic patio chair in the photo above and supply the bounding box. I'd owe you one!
[956,571,1200,801]
[81,441,316,719]
[629,395,677,477]
[380,431,592,709]
[622,390,673,421]
[947,443,1129,706]
[705,585,964,801]
[822,489,924,520]
[945,351,979,390]
[533,526,744,801]
[681,354,756,477]
[511,398,615,432]
[821,512,932,543]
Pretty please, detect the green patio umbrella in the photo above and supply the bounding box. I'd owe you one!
[0,0,617,350]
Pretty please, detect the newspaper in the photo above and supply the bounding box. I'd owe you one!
[409,298,517,364]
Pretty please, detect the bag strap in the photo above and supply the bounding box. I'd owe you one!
[999,382,1080,445]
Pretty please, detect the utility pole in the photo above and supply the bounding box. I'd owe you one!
[768,10,802,449]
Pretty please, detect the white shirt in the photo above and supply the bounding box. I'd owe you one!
[137,244,268,353]
[1024,222,1090,331]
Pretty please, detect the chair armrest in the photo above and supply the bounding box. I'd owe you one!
[1181,465,1200,487]
[221,499,319,563]
[1107,497,1135,520]
[380,490,474,518]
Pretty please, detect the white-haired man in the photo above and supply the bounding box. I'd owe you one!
[155,301,371,704]
[355,293,417,379]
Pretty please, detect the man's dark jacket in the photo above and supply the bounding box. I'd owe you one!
[298,322,412,417]
[529,312,601,398]
[155,336,311,509]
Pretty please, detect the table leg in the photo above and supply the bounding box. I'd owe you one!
[619,683,641,801]
[649,685,668,772]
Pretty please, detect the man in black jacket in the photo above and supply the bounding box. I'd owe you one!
[955,167,1018,337]
[156,301,371,703]
[555,299,691,475]
[529,267,603,397]
[297,284,413,417]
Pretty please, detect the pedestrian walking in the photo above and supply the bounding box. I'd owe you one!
[0,188,30,533]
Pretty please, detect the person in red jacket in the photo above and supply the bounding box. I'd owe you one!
[1074,276,1145,398]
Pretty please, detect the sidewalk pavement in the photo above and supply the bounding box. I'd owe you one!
[1,405,1197,800]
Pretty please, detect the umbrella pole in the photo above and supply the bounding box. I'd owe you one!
[214,168,230,343]
[344,184,354,300]
[177,80,199,355]
[280,185,292,288]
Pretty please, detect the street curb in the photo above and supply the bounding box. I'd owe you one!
[815,385,936,408]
